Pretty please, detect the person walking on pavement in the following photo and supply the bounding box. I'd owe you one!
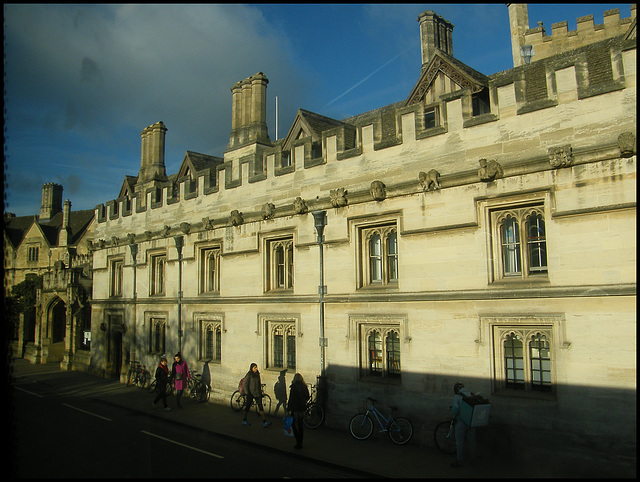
[171,352,190,409]
[242,363,271,427]
[450,382,476,467]
[287,373,310,449]
[152,356,172,411]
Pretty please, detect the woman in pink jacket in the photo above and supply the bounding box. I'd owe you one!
[171,352,190,408]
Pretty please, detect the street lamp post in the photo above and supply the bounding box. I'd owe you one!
[174,235,184,353]
[312,210,327,403]
[129,243,138,365]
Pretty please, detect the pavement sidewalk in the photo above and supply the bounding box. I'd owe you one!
[9,359,636,478]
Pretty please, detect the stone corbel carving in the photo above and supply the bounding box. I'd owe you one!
[262,203,276,220]
[370,180,386,201]
[180,222,191,234]
[478,159,503,182]
[548,145,573,168]
[418,169,441,191]
[161,225,171,237]
[330,188,348,207]
[618,132,636,158]
[98,239,106,249]
[202,217,213,230]
[293,197,308,214]
[230,210,243,226]
[126,233,136,244]
[145,231,153,240]
[111,236,119,247]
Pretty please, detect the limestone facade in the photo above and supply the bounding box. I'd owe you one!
[4,184,94,369]
[88,5,635,453]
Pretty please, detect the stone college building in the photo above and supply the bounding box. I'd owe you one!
[12,4,636,455]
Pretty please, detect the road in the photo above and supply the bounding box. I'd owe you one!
[10,375,367,478]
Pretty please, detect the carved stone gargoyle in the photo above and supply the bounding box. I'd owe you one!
[262,203,276,220]
[161,225,171,237]
[419,169,441,191]
[477,159,503,182]
[370,180,386,201]
[618,132,636,158]
[293,197,308,214]
[180,222,191,234]
[229,210,243,226]
[330,188,348,207]
[548,145,573,168]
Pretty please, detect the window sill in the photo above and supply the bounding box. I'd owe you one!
[358,375,402,386]
[492,388,556,402]
[490,276,549,288]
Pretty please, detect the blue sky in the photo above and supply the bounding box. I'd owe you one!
[3,4,633,217]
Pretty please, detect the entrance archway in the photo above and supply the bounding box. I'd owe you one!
[51,301,66,343]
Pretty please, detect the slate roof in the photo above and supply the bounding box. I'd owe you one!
[4,209,95,248]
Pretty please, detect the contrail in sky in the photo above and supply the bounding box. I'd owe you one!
[326,45,414,107]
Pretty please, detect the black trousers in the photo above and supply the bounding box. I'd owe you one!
[153,383,168,407]
[291,411,304,446]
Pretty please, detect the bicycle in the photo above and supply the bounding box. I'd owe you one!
[349,397,413,445]
[434,418,456,454]
[303,383,324,429]
[186,370,210,403]
[434,418,512,457]
[230,383,272,415]
[148,376,174,396]
[127,362,150,388]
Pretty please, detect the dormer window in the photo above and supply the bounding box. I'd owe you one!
[472,88,491,116]
[424,107,439,129]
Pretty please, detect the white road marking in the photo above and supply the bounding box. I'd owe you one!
[14,386,44,398]
[141,431,224,459]
[62,403,113,421]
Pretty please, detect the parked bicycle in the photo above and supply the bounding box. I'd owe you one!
[186,370,210,403]
[127,362,150,389]
[433,418,456,454]
[230,383,272,415]
[148,376,174,396]
[349,397,413,445]
[303,383,324,429]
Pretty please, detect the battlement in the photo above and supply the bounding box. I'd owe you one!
[510,4,636,67]
[92,33,636,247]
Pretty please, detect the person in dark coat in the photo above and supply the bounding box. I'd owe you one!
[287,373,310,449]
[242,363,271,427]
[152,356,172,411]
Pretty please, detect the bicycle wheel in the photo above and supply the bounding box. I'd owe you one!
[259,394,272,415]
[147,379,157,393]
[127,370,135,387]
[434,420,456,454]
[349,413,374,440]
[388,417,413,445]
[138,372,149,389]
[165,381,174,397]
[230,391,244,412]
[303,403,324,429]
[195,383,209,403]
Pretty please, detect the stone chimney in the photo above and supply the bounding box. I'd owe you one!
[418,11,454,69]
[227,72,270,150]
[40,183,63,221]
[138,121,168,183]
[508,4,530,68]
[58,199,71,247]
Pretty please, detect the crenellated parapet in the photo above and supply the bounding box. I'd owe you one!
[510,4,636,67]
[92,25,635,247]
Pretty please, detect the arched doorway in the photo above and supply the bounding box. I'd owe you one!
[51,301,66,343]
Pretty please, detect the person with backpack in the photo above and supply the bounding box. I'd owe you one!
[171,352,190,409]
[450,382,476,467]
[287,373,310,449]
[242,363,271,427]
